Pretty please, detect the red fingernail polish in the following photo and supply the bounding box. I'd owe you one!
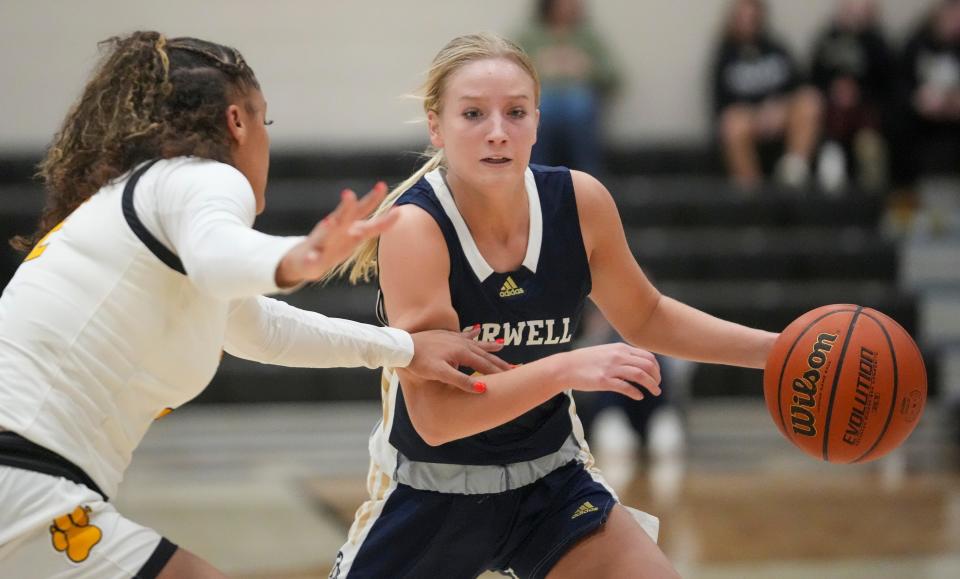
[473,323,480,330]
[473,382,487,394]
[495,338,504,344]
[341,189,350,199]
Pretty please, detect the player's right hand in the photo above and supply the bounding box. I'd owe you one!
[559,343,662,401]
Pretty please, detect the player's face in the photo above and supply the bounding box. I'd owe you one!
[228,89,271,214]
[428,58,539,189]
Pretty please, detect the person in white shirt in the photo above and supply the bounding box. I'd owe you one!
[0,31,516,579]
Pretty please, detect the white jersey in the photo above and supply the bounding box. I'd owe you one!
[0,157,412,499]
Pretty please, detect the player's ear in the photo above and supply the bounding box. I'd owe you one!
[427,110,443,149]
[226,103,246,145]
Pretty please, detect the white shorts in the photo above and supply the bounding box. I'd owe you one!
[0,467,176,579]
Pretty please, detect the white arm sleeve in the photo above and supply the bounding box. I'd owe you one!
[145,160,302,300]
[224,296,415,369]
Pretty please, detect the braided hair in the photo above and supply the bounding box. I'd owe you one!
[13,31,260,252]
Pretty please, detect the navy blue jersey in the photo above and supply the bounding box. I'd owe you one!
[382,165,591,467]
[346,166,659,577]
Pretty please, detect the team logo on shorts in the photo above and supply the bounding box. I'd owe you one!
[571,501,599,519]
[50,505,102,563]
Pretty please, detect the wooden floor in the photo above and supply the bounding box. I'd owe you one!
[632,469,960,565]
[115,402,959,578]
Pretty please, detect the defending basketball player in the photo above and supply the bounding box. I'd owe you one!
[0,31,526,578]
[333,33,780,578]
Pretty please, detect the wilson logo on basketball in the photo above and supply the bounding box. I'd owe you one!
[842,347,878,446]
[790,332,838,437]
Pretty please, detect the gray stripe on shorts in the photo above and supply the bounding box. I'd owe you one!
[395,435,582,494]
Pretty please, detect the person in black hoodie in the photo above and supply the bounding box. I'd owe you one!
[810,0,893,192]
[712,0,823,191]
[888,0,960,217]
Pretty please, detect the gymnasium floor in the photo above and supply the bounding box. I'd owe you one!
[117,399,959,578]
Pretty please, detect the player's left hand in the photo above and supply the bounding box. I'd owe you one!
[407,327,509,393]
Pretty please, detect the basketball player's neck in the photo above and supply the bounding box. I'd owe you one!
[444,169,528,242]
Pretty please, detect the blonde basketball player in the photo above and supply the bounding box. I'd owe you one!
[333,33,779,578]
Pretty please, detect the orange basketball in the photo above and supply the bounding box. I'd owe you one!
[763,304,927,463]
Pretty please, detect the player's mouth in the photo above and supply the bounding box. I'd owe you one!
[481,156,512,166]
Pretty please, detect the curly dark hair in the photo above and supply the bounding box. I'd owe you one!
[12,31,260,252]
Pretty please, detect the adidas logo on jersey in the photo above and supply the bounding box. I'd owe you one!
[499,276,525,298]
[571,501,599,519]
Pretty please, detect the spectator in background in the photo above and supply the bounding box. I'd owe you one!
[887,0,960,225]
[810,0,893,193]
[712,0,823,191]
[517,0,621,175]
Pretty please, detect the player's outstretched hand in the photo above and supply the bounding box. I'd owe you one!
[276,182,398,287]
[407,327,510,394]
[560,343,661,401]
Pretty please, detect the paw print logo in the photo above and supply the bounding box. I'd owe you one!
[49,506,102,563]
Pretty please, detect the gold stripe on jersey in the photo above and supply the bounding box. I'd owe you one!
[351,464,394,545]
[351,463,382,544]
[350,369,400,542]
[350,501,372,545]
[380,371,392,427]
[24,222,64,262]
[567,393,599,472]
[378,472,390,498]
[366,463,379,497]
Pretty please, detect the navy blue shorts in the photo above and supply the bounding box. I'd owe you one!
[333,460,615,579]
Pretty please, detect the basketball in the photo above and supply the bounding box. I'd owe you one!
[763,304,927,463]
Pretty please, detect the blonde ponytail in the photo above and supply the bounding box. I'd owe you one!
[331,149,445,284]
